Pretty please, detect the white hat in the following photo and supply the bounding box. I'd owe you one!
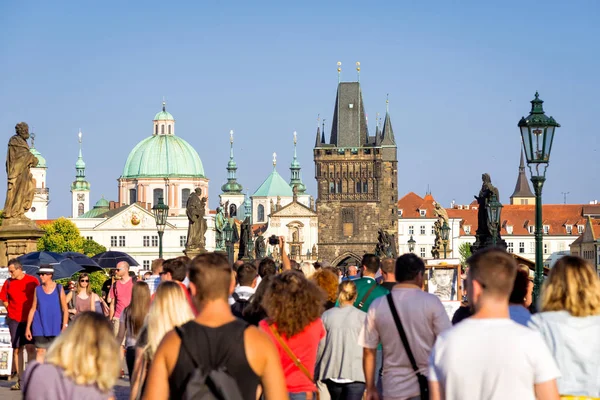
[37,265,55,275]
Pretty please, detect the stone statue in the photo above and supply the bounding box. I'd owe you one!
[276,196,281,211]
[4,123,38,220]
[471,173,506,252]
[215,207,226,251]
[255,234,266,259]
[238,217,251,260]
[432,202,450,259]
[223,200,230,218]
[185,188,207,250]
[375,228,396,259]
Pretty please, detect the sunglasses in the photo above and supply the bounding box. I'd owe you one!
[158,272,166,276]
[79,279,89,283]
[39,272,52,276]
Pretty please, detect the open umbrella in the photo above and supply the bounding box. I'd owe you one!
[61,252,104,273]
[91,251,139,269]
[17,251,84,280]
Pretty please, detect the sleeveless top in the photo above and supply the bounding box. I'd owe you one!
[74,293,94,314]
[32,284,63,337]
[168,319,260,400]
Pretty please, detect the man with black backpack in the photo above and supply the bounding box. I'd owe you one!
[143,253,287,400]
[229,263,258,319]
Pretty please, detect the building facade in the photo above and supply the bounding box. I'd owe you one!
[26,142,49,220]
[314,81,398,266]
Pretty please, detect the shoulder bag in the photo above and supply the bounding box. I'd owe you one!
[386,293,429,400]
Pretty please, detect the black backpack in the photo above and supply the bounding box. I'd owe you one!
[230,292,251,319]
[175,326,244,400]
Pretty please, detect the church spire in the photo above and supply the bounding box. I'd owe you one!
[71,129,91,217]
[510,149,535,204]
[380,96,396,146]
[221,130,243,194]
[73,130,89,184]
[289,131,306,194]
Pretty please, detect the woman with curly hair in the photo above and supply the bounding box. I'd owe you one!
[260,270,326,399]
[311,268,340,310]
[528,256,600,398]
[22,311,120,399]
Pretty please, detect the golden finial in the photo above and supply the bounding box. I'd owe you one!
[337,61,342,83]
[293,131,297,145]
[229,129,234,144]
[273,152,277,167]
[356,61,360,82]
[78,129,82,144]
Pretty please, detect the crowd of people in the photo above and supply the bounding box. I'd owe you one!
[1,237,600,399]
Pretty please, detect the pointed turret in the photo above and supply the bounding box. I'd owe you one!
[380,97,396,146]
[221,130,243,194]
[510,150,535,205]
[289,131,307,194]
[71,130,91,217]
[329,82,369,147]
[315,125,322,147]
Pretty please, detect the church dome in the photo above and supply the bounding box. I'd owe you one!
[253,168,293,197]
[121,135,205,179]
[153,102,174,121]
[30,147,47,168]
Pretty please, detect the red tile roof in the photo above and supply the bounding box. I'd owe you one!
[397,192,426,218]
[34,219,55,226]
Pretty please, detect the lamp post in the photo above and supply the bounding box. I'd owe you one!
[441,221,450,259]
[408,235,416,253]
[224,219,234,266]
[152,196,169,259]
[518,92,560,303]
[486,194,503,246]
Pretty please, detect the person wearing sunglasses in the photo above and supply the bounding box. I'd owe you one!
[25,265,69,362]
[65,273,107,319]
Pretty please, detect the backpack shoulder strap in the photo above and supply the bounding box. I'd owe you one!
[357,282,378,309]
[175,325,201,369]
[232,292,240,302]
[267,324,314,382]
[386,293,419,373]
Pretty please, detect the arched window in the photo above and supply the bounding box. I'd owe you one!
[229,203,237,217]
[168,125,172,135]
[161,125,164,134]
[155,125,158,135]
[257,204,265,222]
[78,203,84,217]
[129,189,137,205]
[181,188,191,208]
[153,188,164,206]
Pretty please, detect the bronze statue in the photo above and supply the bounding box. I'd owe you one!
[375,228,396,258]
[254,234,266,259]
[215,206,226,251]
[471,173,506,253]
[185,188,207,250]
[4,122,38,220]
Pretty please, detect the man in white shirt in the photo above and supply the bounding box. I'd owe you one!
[429,248,560,400]
[359,254,451,400]
[145,258,164,295]
[228,263,258,306]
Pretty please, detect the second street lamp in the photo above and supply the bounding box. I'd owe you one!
[152,196,169,259]
[486,194,503,246]
[441,221,450,259]
[408,235,416,253]
[224,219,234,266]
[518,91,560,304]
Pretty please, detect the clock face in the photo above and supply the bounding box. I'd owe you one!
[77,194,85,201]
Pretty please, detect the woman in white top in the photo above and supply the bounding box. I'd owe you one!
[529,255,600,398]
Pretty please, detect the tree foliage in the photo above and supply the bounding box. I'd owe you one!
[37,217,85,253]
[82,239,106,257]
[459,242,472,270]
[56,271,108,296]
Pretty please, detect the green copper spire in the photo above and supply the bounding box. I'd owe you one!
[71,129,91,191]
[289,131,306,194]
[221,130,243,194]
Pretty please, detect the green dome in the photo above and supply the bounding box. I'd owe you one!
[154,102,174,121]
[79,198,109,218]
[95,198,109,207]
[253,169,293,197]
[30,148,47,168]
[121,135,205,179]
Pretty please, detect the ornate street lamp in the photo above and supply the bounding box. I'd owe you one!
[408,235,416,253]
[518,92,560,303]
[486,194,503,246]
[152,196,169,259]
[224,219,234,266]
[441,221,450,259]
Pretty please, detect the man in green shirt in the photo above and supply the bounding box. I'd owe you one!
[353,254,389,311]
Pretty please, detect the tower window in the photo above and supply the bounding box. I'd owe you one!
[129,189,137,205]
[257,204,265,222]
[342,208,355,237]
[153,188,164,206]
[161,125,164,134]
[230,203,237,217]
[78,203,84,216]
[337,181,342,194]
[155,125,158,135]
[329,182,335,194]
[356,181,362,193]
[168,125,172,135]
[181,188,191,208]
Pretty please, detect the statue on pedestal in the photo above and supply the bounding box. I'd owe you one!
[4,123,38,220]
[215,207,226,251]
[238,217,251,260]
[375,228,396,259]
[255,234,266,259]
[185,188,207,251]
[471,173,507,253]
[432,202,449,259]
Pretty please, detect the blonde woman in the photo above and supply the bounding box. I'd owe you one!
[529,256,600,398]
[22,311,120,399]
[66,273,108,318]
[316,280,366,400]
[130,281,194,399]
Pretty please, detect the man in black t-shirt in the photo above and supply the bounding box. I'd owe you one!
[379,258,397,291]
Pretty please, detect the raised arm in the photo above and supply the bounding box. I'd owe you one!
[278,236,291,271]
[25,290,38,340]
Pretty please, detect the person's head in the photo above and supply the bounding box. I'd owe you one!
[466,248,517,311]
[163,257,187,282]
[233,259,245,270]
[509,267,531,306]
[381,258,396,283]
[347,265,358,277]
[290,260,300,272]
[361,254,380,276]
[143,271,152,280]
[395,253,425,285]
[311,268,339,305]
[16,122,29,139]
[243,275,273,323]
[300,261,316,279]
[262,270,325,337]
[151,258,164,275]
[45,312,119,392]
[115,261,129,279]
[188,253,234,304]
[237,263,258,288]
[76,273,92,295]
[128,281,151,336]
[540,256,600,317]
[313,262,322,270]
[7,259,24,280]
[38,265,54,284]
[258,258,276,278]
[145,281,194,360]
[338,280,358,305]
[160,259,172,281]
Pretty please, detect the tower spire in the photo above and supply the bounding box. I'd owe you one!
[337,62,342,83]
[289,131,306,194]
[510,149,535,204]
[221,130,243,194]
[71,129,91,217]
[380,95,396,146]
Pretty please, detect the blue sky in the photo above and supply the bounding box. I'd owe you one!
[1,1,598,218]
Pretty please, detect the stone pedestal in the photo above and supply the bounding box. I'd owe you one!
[184,246,206,260]
[0,218,44,266]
